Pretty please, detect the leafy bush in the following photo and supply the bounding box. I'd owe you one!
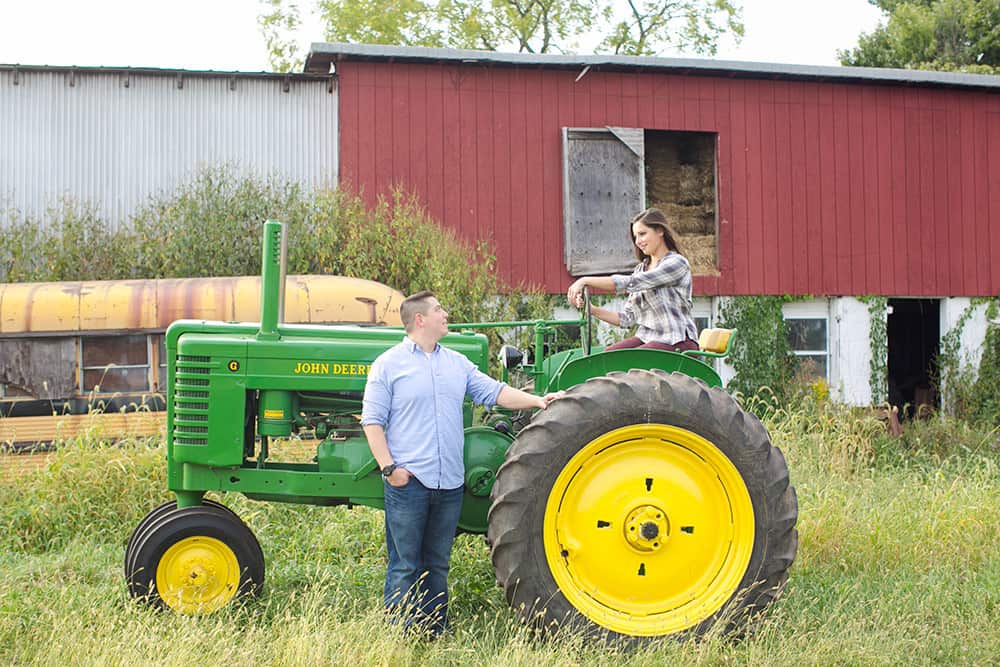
[0,198,137,282]
[0,166,550,329]
[129,166,312,279]
[717,295,798,402]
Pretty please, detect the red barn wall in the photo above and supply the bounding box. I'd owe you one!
[336,60,1000,297]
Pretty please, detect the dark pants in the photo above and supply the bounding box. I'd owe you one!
[605,336,699,352]
[382,477,464,636]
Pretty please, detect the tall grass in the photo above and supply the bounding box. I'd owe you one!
[1,402,998,665]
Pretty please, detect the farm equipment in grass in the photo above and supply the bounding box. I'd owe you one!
[125,220,798,641]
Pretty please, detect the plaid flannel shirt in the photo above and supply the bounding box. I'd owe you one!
[611,253,698,346]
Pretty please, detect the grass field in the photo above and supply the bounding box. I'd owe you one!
[1,403,998,666]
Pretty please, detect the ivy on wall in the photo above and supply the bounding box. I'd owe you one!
[937,299,979,398]
[967,299,1000,426]
[717,296,797,402]
[938,297,1000,424]
[859,296,889,405]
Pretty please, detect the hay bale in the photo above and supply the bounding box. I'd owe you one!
[677,165,703,205]
[681,234,718,275]
[653,203,714,236]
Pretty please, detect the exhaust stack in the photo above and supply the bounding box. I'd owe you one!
[258,219,287,340]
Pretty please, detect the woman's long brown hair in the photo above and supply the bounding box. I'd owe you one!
[630,207,685,263]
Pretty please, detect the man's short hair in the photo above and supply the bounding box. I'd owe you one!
[400,290,436,332]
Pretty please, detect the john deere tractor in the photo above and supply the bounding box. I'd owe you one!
[125,220,798,641]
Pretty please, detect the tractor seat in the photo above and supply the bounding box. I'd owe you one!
[681,328,736,359]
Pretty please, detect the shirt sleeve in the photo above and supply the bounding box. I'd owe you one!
[360,357,391,427]
[611,254,690,294]
[617,294,640,328]
[463,356,505,407]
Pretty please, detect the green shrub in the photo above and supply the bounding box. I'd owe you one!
[0,167,551,331]
[130,166,312,279]
[0,198,137,282]
[717,296,798,402]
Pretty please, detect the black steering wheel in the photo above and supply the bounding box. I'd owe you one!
[582,286,592,356]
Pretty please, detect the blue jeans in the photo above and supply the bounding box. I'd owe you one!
[382,477,464,636]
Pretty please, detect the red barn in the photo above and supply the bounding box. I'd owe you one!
[306,43,1000,297]
[305,44,1000,407]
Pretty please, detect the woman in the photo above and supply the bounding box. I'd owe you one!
[567,208,699,352]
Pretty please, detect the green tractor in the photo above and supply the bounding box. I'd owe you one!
[125,220,798,641]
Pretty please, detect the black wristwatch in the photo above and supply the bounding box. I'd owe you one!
[381,463,398,478]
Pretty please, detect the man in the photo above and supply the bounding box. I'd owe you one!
[361,290,562,637]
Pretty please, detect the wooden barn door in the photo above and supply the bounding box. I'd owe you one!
[561,127,645,275]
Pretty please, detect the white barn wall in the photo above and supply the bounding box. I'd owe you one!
[829,297,873,405]
[0,67,337,227]
[941,297,989,400]
[941,298,988,370]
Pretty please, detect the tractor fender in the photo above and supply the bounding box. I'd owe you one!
[549,348,722,391]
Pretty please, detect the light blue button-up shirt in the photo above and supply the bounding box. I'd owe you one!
[360,337,505,490]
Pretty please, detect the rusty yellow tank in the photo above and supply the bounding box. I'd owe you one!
[0,274,403,334]
[0,275,404,446]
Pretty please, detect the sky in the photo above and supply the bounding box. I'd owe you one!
[0,0,886,72]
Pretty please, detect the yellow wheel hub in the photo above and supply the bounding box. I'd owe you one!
[624,505,668,552]
[543,424,755,636]
[155,536,241,614]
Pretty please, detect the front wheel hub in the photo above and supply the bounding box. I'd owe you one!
[156,536,240,613]
[624,505,668,552]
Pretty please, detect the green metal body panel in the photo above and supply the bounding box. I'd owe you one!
[164,321,493,513]
[458,426,514,533]
[161,219,729,532]
[535,348,722,391]
[538,346,722,392]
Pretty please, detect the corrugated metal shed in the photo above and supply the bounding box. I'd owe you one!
[313,43,1000,297]
[0,66,338,227]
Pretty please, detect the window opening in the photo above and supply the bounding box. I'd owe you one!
[786,317,828,381]
[644,130,718,275]
[0,383,32,398]
[81,335,151,393]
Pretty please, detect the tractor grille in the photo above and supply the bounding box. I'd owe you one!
[172,355,212,446]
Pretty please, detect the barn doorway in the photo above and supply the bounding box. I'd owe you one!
[887,298,940,418]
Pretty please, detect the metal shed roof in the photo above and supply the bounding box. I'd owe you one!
[0,63,331,84]
[305,42,1000,91]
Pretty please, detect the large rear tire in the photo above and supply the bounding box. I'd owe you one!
[488,369,797,641]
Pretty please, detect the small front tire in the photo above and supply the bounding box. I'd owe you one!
[125,504,264,614]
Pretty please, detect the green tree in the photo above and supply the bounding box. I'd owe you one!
[437,0,597,53]
[258,0,743,71]
[259,0,306,73]
[839,0,1000,74]
[599,0,743,57]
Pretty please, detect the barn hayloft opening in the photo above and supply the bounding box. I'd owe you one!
[887,298,940,418]
[644,131,718,275]
[561,127,719,276]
